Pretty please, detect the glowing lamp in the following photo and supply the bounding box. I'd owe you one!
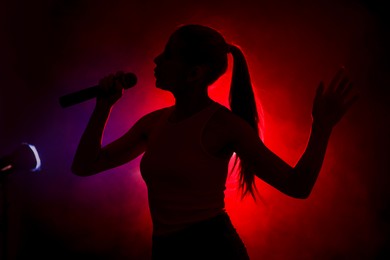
[0,143,41,173]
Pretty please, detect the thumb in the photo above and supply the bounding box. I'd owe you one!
[315,81,324,101]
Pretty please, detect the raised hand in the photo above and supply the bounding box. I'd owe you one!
[97,71,126,107]
[312,68,359,129]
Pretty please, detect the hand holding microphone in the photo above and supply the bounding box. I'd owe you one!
[59,71,137,108]
[97,71,135,107]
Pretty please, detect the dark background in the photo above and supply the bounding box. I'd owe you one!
[1,0,389,259]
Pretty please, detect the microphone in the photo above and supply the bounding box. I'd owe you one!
[59,73,137,108]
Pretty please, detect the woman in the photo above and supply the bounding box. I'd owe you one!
[71,24,357,259]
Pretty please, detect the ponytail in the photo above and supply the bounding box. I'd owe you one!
[228,44,260,200]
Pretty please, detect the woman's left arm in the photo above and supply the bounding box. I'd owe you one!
[229,68,358,199]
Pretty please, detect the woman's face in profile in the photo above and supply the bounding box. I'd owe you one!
[153,34,192,93]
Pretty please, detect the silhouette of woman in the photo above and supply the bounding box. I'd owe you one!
[71,24,357,259]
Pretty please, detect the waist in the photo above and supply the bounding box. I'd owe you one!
[148,188,225,234]
[152,211,230,239]
[150,205,226,236]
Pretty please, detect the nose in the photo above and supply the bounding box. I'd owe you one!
[154,53,162,65]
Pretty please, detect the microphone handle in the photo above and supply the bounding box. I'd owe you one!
[59,73,137,108]
[59,85,100,108]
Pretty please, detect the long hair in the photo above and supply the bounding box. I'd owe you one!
[173,24,260,199]
[228,44,260,199]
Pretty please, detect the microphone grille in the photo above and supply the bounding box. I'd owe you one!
[123,73,137,89]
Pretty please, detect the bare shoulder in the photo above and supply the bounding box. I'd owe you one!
[205,104,252,142]
[139,106,170,122]
[212,104,253,132]
[135,106,172,136]
[209,104,261,146]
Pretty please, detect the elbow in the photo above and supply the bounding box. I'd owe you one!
[71,166,88,177]
[277,186,311,199]
[285,170,315,199]
[291,192,310,200]
[71,163,96,177]
[288,187,312,200]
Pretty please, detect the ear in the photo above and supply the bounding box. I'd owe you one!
[187,65,209,84]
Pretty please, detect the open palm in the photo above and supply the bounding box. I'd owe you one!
[312,68,358,129]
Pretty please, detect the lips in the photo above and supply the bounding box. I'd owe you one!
[154,68,160,78]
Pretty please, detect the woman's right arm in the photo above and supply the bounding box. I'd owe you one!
[71,72,153,176]
[71,105,152,176]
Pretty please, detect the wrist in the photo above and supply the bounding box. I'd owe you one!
[95,99,114,111]
[312,120,333,135]
[93,102,113,118]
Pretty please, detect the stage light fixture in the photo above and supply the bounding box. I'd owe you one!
[0,143,41,174]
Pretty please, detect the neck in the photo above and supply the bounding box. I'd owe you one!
[172,87,213,116]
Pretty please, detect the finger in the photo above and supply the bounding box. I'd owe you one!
[340,82,354,100]
[343,93,359,112]
[98,77,109,89]
[114,79,124,92]
[100,74,115,92]
[328,67,345,93]
[315,81,325,101]
[100,74,115,83]
[115,72,127,88]
[335,77,350,95]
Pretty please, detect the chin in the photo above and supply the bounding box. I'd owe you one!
[155,81,165,89]
[155,80,170,90]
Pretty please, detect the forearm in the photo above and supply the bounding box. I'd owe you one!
[71,103,112,174]
[291,122,332,198]
[290,67,357,197]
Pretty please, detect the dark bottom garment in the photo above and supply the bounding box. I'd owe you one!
[151,212,250,260]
